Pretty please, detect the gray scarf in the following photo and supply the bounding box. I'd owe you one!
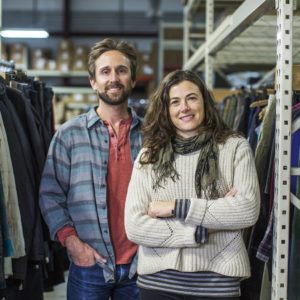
[152,132,219,199]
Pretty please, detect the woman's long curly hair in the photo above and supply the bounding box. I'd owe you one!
[140,69,239,165]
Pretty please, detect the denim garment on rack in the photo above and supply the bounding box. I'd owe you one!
[288,116,300,299]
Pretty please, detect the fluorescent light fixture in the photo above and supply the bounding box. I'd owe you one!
[0,29,49,38]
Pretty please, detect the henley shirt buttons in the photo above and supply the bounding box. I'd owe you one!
[104,140,108,143]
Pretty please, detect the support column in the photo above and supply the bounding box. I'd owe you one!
[205,0,214,89]
[272,0,293,298]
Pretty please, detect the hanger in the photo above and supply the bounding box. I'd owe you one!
[5,69,30,85]
[255,88,268,98]
[258,106,267,120]
[249,99,269,108]
[267,88,275,95]
[0,72,6,79]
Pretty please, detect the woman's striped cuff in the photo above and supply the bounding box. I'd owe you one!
[174,199,191,219]
[174,199,208,244]
[195,226,208,244]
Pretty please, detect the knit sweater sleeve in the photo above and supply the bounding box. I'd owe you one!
[125,151,199,248]
[184,138,260,230]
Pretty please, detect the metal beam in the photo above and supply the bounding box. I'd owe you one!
[48,31,158,38]
[184,0,202,17]
[63,0,71,39]
[0,0,2,59]
[272,0,293,297]
[205,0,214,88]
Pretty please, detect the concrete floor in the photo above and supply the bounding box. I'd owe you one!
[43,273,67,300]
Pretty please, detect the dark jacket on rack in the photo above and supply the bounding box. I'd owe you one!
[6,87,48,183]
[0,81,44,279]
[16,81,53,147]
[0,72,55,300]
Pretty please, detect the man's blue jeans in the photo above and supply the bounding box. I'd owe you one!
[67,262,139,300]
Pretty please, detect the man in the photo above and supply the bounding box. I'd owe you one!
[39,38,143,300]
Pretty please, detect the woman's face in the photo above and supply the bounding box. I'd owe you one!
[168,80,205,138]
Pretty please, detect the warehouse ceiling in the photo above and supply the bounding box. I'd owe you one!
[2,0,183,37]
[1,0,244,37]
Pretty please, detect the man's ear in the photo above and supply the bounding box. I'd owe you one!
[89,77,97,90]
[131,80,136,89]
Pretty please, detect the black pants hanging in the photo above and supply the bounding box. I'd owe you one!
[0,263,43,300]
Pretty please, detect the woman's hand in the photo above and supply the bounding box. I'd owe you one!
[148,201,176,218]
[225,187,237,197]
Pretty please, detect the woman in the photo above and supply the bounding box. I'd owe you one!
[125,70,260,300]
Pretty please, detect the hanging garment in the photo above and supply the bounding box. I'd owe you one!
[288,113,300,299]
[0,113,25,258]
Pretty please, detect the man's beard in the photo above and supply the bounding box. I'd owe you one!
[97,84,131,106]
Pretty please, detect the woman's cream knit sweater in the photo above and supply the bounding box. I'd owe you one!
[125,136,260,278]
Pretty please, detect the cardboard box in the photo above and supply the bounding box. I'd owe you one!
[57,39,74,72]
[72,45,88,71]
[9,43,28,69]
[31,48,52,70]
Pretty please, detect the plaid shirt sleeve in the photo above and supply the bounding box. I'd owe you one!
[39,129,73,240]
[256,207,273,263]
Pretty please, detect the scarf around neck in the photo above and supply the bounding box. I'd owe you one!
[152,132,219,199]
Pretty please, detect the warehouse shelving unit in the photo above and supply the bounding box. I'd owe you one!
[26,69,88,77]
[158,22,184,82]
[25,70,92,95]
[183,0,295,299]
[273,1,293,299]
[158,19,206,83]
[0,0,160,103]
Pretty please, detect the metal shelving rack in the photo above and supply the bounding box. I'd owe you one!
[272,1,293,298]
[158,20,205,83]
[26,69,88,77]
[205,0,214,89]
[183,0,275,71]
[25,70,93,95]
[183,0,294,299]
[158,22,184,82]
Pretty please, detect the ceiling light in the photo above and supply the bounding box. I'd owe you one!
[0,29,49,38]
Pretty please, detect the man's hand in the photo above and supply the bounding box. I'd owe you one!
[65,235,106,266]
[148,201,176,218]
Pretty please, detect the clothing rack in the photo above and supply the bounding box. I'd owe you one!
[183,0,294,299]
[291,118,300,210]
[0,68,58,300]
